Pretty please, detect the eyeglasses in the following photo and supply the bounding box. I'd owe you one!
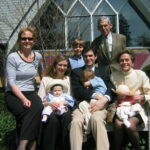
[21,37,34,41]
[99,24,108,28]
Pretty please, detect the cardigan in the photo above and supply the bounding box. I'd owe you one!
[111,68,150,127]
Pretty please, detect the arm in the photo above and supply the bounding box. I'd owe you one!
[89,68,115,112]
[6,54,31,107]
[63,94,75,107]
[38,77,49,99]
[134,71,150,104]
[34,52,44,80]
[43,94,62,110]
[82,81,91,89]
[90,76,107,95]
[96,68,114,101]
[122,35,126,50]
[38,58,44,80]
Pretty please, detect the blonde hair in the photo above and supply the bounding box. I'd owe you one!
[80,69,95,82]
[72,38,86,48]
[17,27,38,43]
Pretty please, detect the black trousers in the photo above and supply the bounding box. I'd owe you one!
[5,91,43,140]
[41,108,72,150]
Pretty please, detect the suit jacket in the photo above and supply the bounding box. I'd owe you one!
[91,33,126,71]
[70,65,114,102]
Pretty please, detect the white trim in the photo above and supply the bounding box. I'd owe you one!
[92,0,103,14]
[53,1,66,16]
[67,0,77,15]
[65,17,68,50]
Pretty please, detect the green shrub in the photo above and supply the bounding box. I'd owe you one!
[0,93,16,149]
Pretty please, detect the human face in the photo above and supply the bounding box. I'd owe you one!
[20,30,34,50]
[98,19,112,36]
[51,85,63,97]
[73,45,84,57]
[56,60,68,77]
[83,50,97,67]
[119,53,134,72]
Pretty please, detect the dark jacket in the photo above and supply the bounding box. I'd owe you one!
[71,65,114,102]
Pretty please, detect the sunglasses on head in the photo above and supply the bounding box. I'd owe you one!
[21,37,34,41]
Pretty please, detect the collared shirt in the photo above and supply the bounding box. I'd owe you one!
[69,55,85,69]
[102,32,113,56]
[85,65,95,71]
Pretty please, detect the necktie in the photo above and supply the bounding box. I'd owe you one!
[104,37,110,58]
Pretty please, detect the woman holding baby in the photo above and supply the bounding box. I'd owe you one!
[111,50,150,150]
[38,55,74,150]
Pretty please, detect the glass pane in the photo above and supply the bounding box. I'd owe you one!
[94,1,116,16]
[34,3,65,50]
[68,17,91,47]
[55,0,75,13]
[68,1,89,16]
[108,0,128,12]
[81,0,100,11]
[120,3,150,46]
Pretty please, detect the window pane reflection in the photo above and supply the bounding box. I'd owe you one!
[94,1,116,16]
[34,0,150,50]
[68,17,90,47]
[120,3,150,46]
[81,0,100,11]
[55,0,75,13]
[108,0,128,12]
[35,3,65,49]
[68,1,89,16]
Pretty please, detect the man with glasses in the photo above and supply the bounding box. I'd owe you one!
[91,16,126,73]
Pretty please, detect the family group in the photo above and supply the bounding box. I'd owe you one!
[5,16,150,150]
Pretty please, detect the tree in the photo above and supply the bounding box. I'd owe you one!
[137,34,150,46]
[119,14,131,46]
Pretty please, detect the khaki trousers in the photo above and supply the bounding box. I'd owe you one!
[70,108,109,150]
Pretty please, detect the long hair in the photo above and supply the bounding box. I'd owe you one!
[44,55,71,78]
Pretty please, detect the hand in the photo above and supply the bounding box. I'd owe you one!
[23,99,31,107]
[59,100,67,106]
[134,95,145,104]
[83,81,91,88]
[89,96,108,112]
[49,102,60,110]
[93,93,103,100]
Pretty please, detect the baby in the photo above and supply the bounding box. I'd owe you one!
[78,69,107,139]
[112,84,142,128]
[80,69,107,99]
[42,80,75,122]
